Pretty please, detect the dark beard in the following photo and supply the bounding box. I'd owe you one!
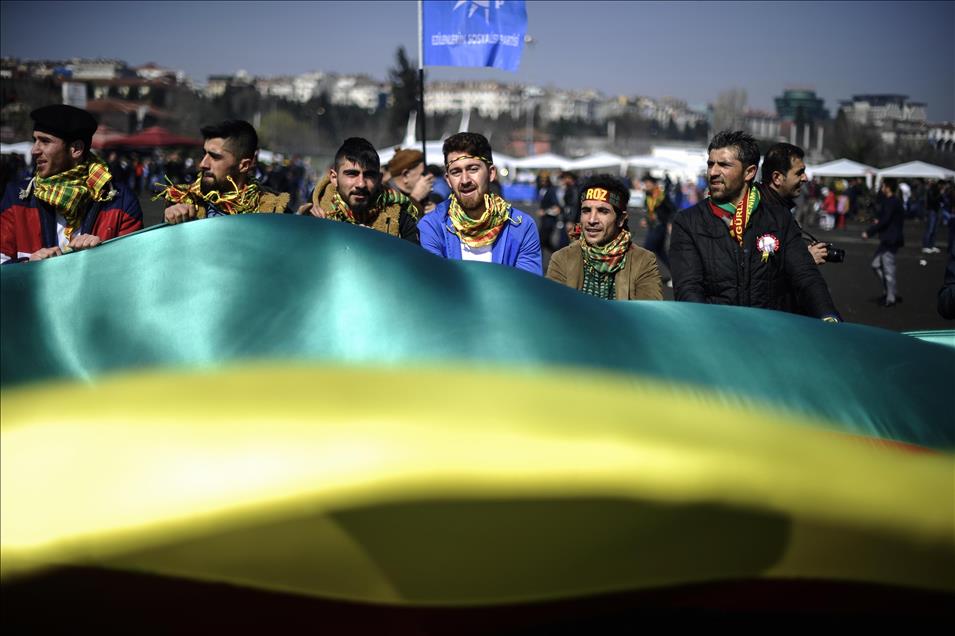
[341,185,381,220]
[200,174,239,195]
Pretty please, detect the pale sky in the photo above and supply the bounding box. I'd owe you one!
[2,1,953,120]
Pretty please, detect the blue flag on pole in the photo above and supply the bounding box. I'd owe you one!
[423,1,528,72]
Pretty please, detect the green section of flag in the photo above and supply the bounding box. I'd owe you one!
[2,215,952,449]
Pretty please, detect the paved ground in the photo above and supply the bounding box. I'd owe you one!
[140,195,953,333]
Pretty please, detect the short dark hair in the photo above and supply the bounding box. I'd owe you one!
[882,177,898,194]
[559,171,577,181]
[200,120,258,160]
[708,130,760,175]
[442,132,493,165]
[761,143,804,183]
[578,174,631,211]
[334,137,380,171]
[642,175,659,185]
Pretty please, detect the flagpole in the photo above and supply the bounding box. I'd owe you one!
[418,0,427,165]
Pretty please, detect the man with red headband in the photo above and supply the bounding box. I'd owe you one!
[417,133,541,274]
[1,104,142,263]
[546,174,662,300]
[669,130,840,321]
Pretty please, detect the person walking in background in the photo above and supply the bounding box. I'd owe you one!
[922,179,942,254]
[862,178,905,308]
[640,175,675,284]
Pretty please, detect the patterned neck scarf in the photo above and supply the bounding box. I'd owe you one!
[708,185,760,245]
[327,189,408,226]
[581,265,617,300]
[26,161,116,240]
[447,192,514,248]
[580,228,631,274]
[155,176,262,215]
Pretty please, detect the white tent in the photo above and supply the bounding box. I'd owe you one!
[876,160,955,180]
[509,153,572,170]
[625,154,697,182]
[625,154,686,170]
[565,151,626,173]
[378,143,519,171]
[806,158,878,188]
[806,158,877,178]
[0,141,33,165]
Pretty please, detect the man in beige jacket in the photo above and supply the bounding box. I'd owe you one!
[546,174,662,300]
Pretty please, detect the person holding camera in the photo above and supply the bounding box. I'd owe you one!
[759,143,838,266]
[669,131,840,322]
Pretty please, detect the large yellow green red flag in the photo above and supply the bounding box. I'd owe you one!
[2,215,952,627]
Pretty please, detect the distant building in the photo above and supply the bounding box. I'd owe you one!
[426,81,521,119]
[774,88,829,121]
[928,123,955,153]
[838,94,928,146]
[68,59,127,81]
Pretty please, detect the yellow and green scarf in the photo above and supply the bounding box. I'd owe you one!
[447,192,514,249]
[327,189,410,226]
[580,228,631,274]
[645,187,665,224]
[28,161,116,240]
[708,185,760,245]
[155,176,262,216]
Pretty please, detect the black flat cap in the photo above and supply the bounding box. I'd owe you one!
[31,104,97,148]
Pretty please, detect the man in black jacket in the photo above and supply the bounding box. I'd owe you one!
[863,178,905,307]
[669,130,840,321]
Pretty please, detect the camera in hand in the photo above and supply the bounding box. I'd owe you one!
[803,229,845,264]
[823,243,846,263]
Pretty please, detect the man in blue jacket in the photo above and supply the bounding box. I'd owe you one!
[863,178,905,307]
[418,133,542,275]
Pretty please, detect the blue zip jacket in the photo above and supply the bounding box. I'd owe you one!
[417,199,542,275]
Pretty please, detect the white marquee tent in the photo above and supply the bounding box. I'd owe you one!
[876,161,955,180]
[509,153,571,170]
[806,158,878,187]
[564,151,626,172]
[0,141,33,165]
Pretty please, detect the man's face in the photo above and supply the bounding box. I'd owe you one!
[199,137,248,193]
[580,198,625,247]
[330,159,381,213]
[445,152,496,216]
[399,162,425,192]
[707,147,756,204]
[774,157,808,199]
[32,131,80,178]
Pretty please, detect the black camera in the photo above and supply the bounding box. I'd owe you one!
[803,230,845,264]
[823,243,846,263]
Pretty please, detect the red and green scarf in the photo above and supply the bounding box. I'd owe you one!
[580,228,631,274]
[448,192,514,249]
[27,161,116,240]
[155,176,262,216]
[708,185,760,244]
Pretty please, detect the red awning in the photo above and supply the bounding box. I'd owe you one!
[91,125,126,150]
[101,126,202,149]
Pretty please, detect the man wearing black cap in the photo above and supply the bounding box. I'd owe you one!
[1,104,143,263]
[546,174,662,300]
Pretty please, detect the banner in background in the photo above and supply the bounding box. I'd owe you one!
[423,0,527,71]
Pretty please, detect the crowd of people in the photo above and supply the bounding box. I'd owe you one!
[2,104,953,320]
